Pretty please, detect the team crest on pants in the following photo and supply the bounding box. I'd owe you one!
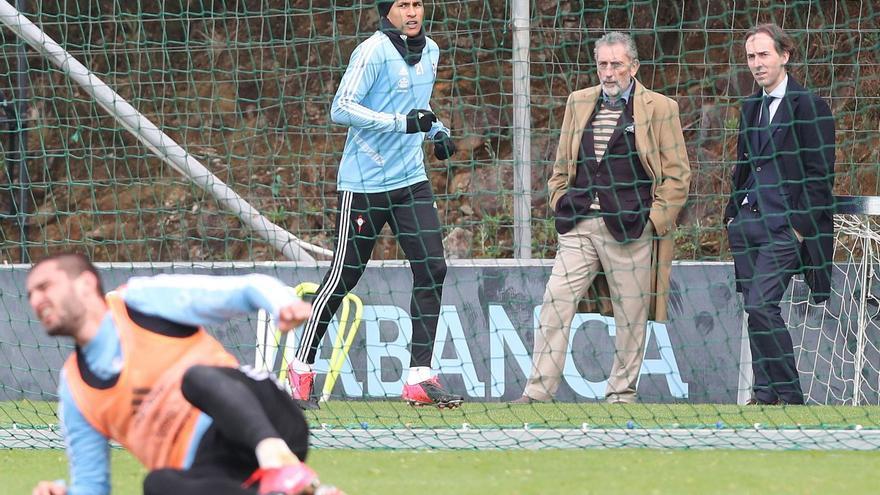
[355,214,365,233]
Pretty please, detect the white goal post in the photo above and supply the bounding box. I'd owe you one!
[0,0,332,262]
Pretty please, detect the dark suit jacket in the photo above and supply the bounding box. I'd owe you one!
[723,77,836,301]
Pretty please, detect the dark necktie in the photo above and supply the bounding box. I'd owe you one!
[755,95,775,152]
[745,95,775,206]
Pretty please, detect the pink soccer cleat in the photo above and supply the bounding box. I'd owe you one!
[243,463,318,495]
[402,376,463,409]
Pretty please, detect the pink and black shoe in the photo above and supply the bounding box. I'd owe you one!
[243,463,319,495]
[402,376,463,409]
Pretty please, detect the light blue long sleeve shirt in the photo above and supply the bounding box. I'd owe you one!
[58,273,300,495]
[330,31,450,193]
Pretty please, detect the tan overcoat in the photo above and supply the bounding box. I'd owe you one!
[547,79,691,321]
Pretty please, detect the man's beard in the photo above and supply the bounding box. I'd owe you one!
[46,321,78,337]
[604,82,622,96]
[44,300,84,338]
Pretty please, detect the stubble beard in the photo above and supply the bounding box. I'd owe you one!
[44,300,85,339]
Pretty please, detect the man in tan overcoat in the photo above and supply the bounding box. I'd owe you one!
[512,32,690,404]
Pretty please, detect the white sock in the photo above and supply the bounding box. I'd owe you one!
[255,438,299,469]
[406,366,432,385]
[289,357,312,374]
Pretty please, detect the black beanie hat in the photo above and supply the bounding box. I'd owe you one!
[377,1,393,17]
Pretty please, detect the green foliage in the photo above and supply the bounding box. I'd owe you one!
[475,212,513,258]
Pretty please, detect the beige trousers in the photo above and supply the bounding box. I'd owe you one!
[524,216,653,403]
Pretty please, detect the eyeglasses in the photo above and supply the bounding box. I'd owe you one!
[597,61,628,70]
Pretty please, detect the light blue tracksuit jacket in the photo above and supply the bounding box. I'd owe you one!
[330,31,450,193]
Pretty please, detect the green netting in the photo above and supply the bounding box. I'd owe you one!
[1,0,880,474]
[0,1,878,261]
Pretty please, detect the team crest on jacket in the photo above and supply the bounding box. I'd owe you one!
[397,67,410,90]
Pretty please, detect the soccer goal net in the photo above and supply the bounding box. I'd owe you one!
[790,204,880,406]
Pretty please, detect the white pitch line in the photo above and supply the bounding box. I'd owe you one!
[5,427,880,451]
[0,426,65,449]
[313,428,880,450]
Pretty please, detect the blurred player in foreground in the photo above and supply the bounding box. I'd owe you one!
[28,253,344,495]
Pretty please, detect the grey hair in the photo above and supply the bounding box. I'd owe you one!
[593,32,639,63]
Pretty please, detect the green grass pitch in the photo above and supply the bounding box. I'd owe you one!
[4,400,880,494]
[4,448,880,494]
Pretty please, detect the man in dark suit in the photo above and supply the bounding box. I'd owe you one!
[724,23,836,406]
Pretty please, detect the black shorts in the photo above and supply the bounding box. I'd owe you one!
[144,366,309,495]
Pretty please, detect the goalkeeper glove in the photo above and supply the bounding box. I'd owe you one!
[433,132,456,160]
[405,109,437,133]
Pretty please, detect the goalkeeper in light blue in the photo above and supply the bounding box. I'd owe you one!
[289,0,462,410]
[330,2,452,192]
